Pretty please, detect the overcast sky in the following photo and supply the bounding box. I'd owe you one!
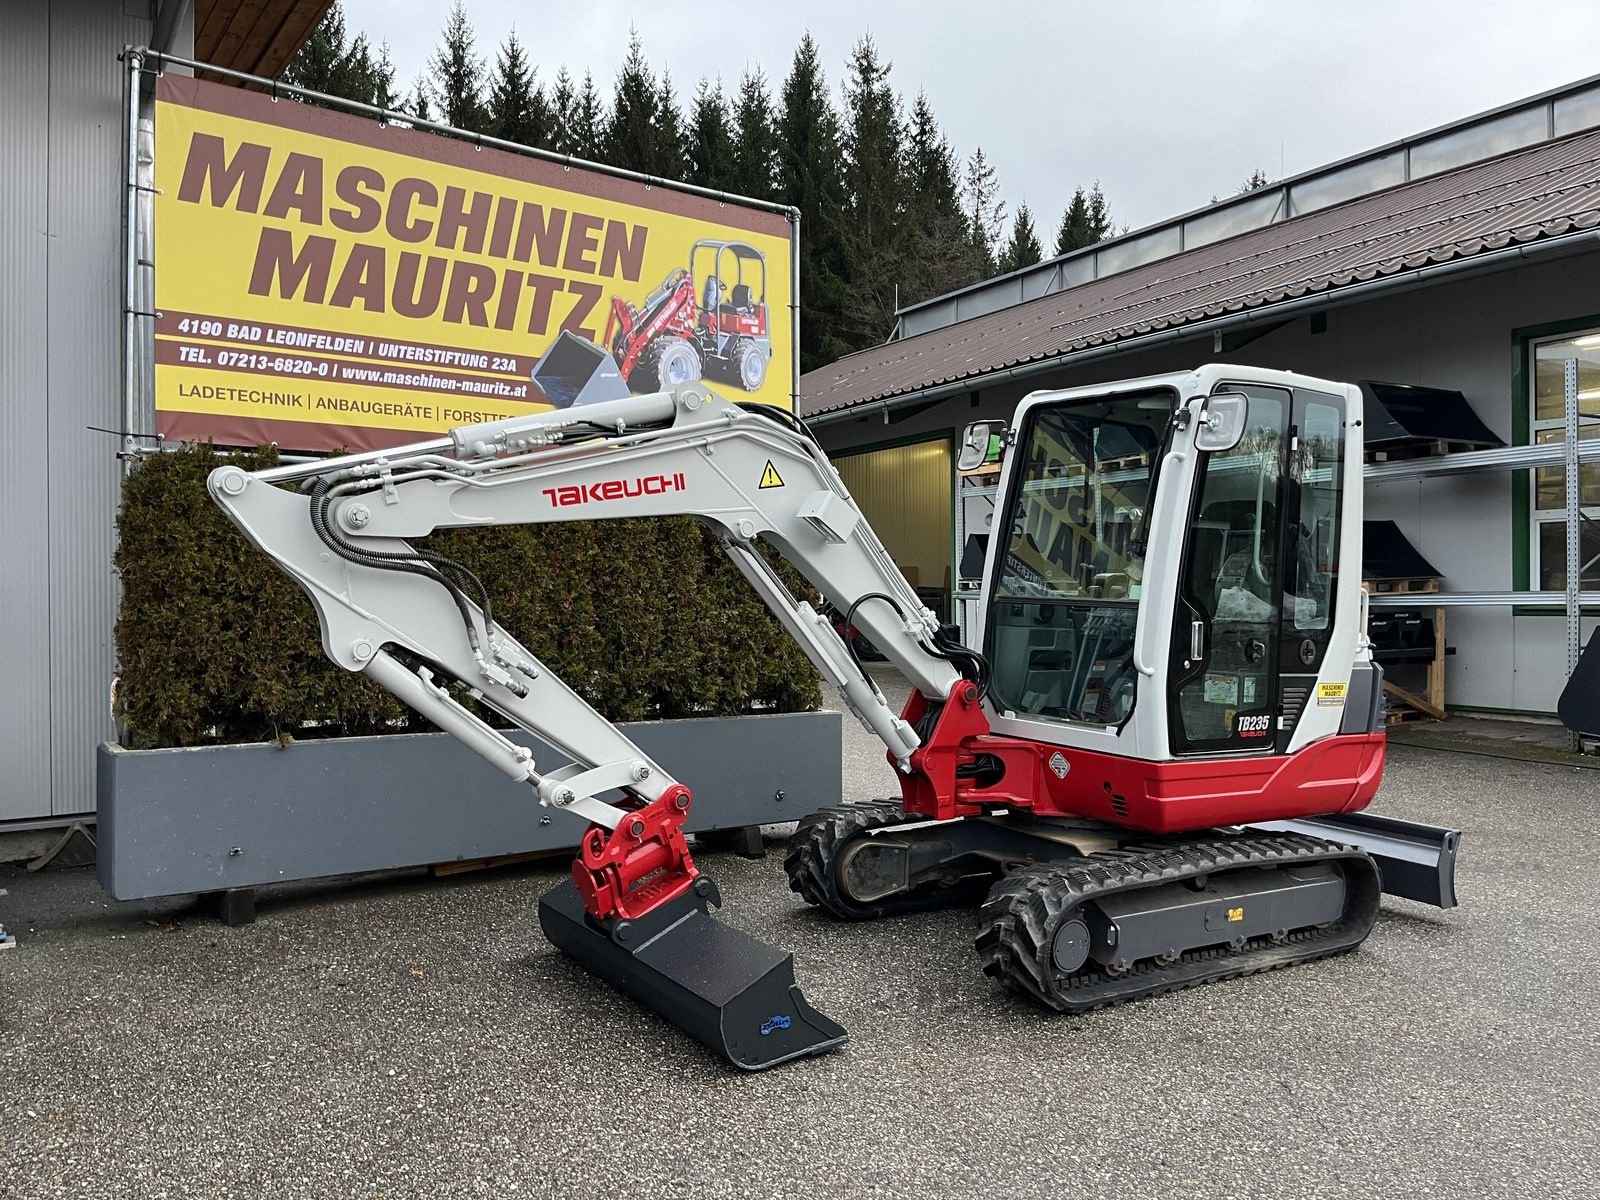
[341,0,1600,234]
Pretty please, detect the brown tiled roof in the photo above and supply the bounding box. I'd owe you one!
[799,127,1600,417]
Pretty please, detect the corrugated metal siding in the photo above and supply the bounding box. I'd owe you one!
[0,1,157,822]
[44,0,154,817]
[0,2,56,822]
[833,441,953,594]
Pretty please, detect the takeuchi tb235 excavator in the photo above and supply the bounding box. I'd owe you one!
[208,364,1460,1070]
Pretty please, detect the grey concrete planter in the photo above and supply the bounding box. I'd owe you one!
[97,710,841,902]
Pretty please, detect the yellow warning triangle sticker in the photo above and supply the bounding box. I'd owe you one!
[759,460,785,489]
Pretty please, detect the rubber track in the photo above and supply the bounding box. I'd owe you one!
[784,799,991,920]
[974,832,1382,1013]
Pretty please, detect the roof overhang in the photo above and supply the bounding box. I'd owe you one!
[194,0,331,78]
[805,225,1600,427]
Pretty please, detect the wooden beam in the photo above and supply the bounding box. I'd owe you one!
[192,0,328,77]
[252,0,332,79]
[1384,679,1446,722]
[209,0,269,75]
[192,1,236,62]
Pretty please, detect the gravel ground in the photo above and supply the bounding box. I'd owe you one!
[2,666,1598,1199]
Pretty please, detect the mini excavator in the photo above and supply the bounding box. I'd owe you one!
[208,365,1460,1071]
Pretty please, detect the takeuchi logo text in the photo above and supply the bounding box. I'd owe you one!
[176,133,652,342]
[542,473,688,507]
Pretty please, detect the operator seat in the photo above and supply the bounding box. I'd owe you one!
[719,283,756,321]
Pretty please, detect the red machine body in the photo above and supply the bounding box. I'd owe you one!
[895,681,1384,832]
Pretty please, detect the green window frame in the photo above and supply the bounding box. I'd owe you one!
[1512,316,1600,603]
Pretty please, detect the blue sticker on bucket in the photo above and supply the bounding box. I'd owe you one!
[759,1015,792,1036]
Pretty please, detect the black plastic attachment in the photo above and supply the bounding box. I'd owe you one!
[538,875,848,1071]
[1558,630,1600,738]
[1247,811,1461,909]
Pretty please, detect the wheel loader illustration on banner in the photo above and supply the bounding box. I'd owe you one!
[604,240,774,394]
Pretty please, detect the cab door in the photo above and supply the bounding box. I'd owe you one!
[1167,385,1291,754]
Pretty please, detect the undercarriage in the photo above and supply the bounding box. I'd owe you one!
[786,801,1408,1012]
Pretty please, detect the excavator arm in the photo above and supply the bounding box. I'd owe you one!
[207,383,972,1069]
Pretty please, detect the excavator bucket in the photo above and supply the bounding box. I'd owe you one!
[529,331,631,409]
[539,875,847,1071]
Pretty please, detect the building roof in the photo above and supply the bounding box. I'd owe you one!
[195,0,332,78]
[799,124,1600,419]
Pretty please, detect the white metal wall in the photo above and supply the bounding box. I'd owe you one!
[0,0,177,822]
[819,252,1600,716]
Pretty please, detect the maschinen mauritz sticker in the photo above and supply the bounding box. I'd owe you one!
[1316,681,1348,707]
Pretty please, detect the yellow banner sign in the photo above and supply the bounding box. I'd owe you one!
[152,76,795,453]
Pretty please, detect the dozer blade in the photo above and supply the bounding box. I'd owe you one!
[538,875,847,1071]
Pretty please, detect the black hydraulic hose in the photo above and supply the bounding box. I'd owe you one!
[734,401,823,449]
[306,478,489,651]
[842,592,904,686]
[844,590,992,700]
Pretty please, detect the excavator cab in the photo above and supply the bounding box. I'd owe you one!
[968,370,1369,778]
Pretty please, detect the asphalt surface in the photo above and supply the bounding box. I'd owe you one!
[3,667,1598,1199]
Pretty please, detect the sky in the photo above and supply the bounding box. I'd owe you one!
[340,0,1600,235]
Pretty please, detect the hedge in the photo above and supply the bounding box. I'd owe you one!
[114,444,822,748]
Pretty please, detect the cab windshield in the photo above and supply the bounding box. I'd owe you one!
[987,389,1172,725]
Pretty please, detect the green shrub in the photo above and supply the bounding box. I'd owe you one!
[114,444,821,748]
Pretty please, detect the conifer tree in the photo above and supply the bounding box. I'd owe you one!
[841,35,902,248]
[572,71,607,159]
[729,68,777,201]
[427,0,487,133]
[897,91,981,305]
[1238,167,1271,193]
[1086,181,1113,239]
[1054,182,1114,254]
[1055,188,1090,254]
[409,78,432,123]
[604,30,661,173]
[837,35,907,345]
[964,147,1005,274]
[372,43,399,110]
[547,66,576,154]
[654,71,688,181]
[777,34,850,371]
[997,202,1043,273]
[486,30,550,147]
[687,79,736,191]
[283,2,385,105]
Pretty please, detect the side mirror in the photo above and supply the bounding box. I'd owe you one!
[1194,392,1249,452]
[958,420,1008,471]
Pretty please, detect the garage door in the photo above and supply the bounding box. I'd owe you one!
[832,438,953,616]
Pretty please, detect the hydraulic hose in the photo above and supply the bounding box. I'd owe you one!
[306,477,492,653]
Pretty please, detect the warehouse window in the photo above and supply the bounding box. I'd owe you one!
[1530,332,1600,590]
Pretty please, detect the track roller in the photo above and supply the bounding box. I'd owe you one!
[976,833,1382,1013]
[784,799,996,920]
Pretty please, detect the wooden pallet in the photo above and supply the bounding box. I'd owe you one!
[1367,438,1499,463]
[1365,576,1441,595]
[1365,579,1447,723]
[1385,703,1435,727]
